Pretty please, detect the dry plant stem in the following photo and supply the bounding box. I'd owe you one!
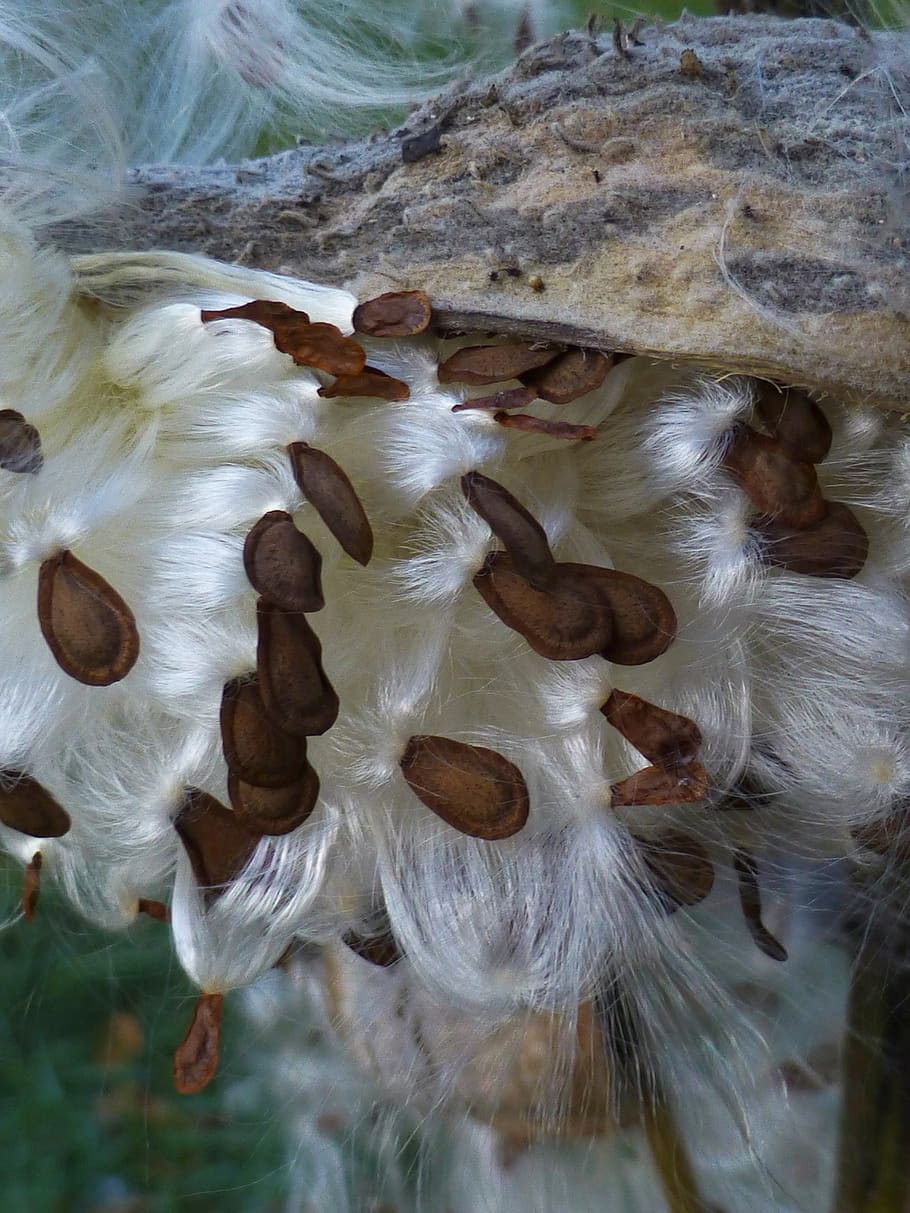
[58,15,909,411]
[643,1092,710,1213]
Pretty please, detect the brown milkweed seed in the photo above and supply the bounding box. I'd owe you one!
[757,501,869,580]
[610,762,708,807]
[636,831,714,910]
[594,569,677,666]
[173,992,224,1095]
[400,735,530,840]
[257,600,339,737]
[493,412,598,442]
[602,691,702,769]
[451,385,538,413]
[521,348,613,405]
[461,471,555,586]
[473,552,614,660]
[437,343,557,385]
[37,551,139,686]
[754,385,832,465]
[21,852,41,921]
[318,368,411,402]
[733,849,788,961]
[201,300,366,376]
[137,898,170,922]
[287,442,373,566]
[0,770,71,837]
[220,677,309,786]
[201,299,302,327]
[352,290,432,337]
[722,426,825,529]
[174,788,259,894]
[227,763,320,836]
[243,511,324,613]
[0,409,42,473]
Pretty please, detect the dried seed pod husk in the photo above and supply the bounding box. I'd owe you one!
[37,551,139,686]
[400,734,529,840]
[611,762,708,807]
[318,368,410,401]
[593,568,677,666]
[227,763,320,836]
[722,426,825,529]
[174,788,259,893]
[754,385,832,464]
[256,599,339,737]
[0,409,42,473]
[757,501,868,580]
[437,343,556,385]
[21,851,41,921]
[220,676,309,786]
[352,289,432,337]
[451,385,538,412]
[461,471,554,585]
[287,441,373,566]
[733,849,788,962]
[0,770,71,837]
[602,690,702,769]
[174,992,224,1095]
[243,510,324,613]
[636,830,714,910]
[494,412,598,441]
[521,348,613,404]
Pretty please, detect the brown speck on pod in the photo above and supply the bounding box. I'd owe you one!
[174,788,259,895]
[437,343,556,385]
[257,599,339,736]
[137,898,170,922]
[37,551,140,686]
[595,569,677,666]
[637,831,714,911]
[521,349,613,405]
[400,734,529,840]
[0,770,71,837]
[462,471,555,586]
[494,413,598,442]
[757,501,868,579]
[528,275,546,293]
[0,409,42,473]
[318,368,411,402]
[174,992,224,1095]
[227,763,320,836]
[722,426,825,529]
[21,851,41,921]
[733,849,788,962]
[602,691,702,769]
[243,510,324,613]
[451,385,538,412]
[352,290,432,337]
[201,300,366,376]
[610,761,708,807]
[287,441,373,566]
[220,676,309,786]
[754,385,832,465]
[473,552,614,660]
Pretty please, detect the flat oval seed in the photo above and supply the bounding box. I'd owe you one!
[201,299,302,327]
[461,471,555,585]
[220,677,309,786]
[494,412,598,441]
[352,290,432,337]
[287,442,373,566]
[733,849,788,962]
[227,764,320,836]
[318,368,411,402]
[0,409,43,473]
[257,600,339,736]
[0,770,71,837]
[174,992,224,1095]
[174,788,259,893]
[473,552,614,660]
[451,385,538,413]
[637,831,714,909]
[758,501,869,579]
[602,691,702,769]
[722,426,826,529]
[754,385,832,464]
[243,510,324,613]
[610,762,708,807]
[437,343,557,385]
[588,568,677,666]
[37,551,139,686]
[400,735,529,840]
[521,348,613,404]
[21,851,41,921]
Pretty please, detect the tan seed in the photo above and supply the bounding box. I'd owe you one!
[636,830,714,910]
[227,763,320,836]
[174,788,259,894]
[593,568,677,666]
[0,409,42,473]
[602,691,702,769]
[521,348,613,404]
[0,770,71,837]
[722,426,826,529]
[318,368,411,402]
[757,501,868,579]
[494,412,598,441]
[173,992,224,1095]
[733,849,788,961]
[451,385,538,412]
[437,343,557,385]
[287,442,373,566]
[754,385,832,464]
[21,851,41,921]
[461,471,555,586]
[220,676,309,786]
[243,510,324,613]
[610,762,708,807]
[352,290,432,337]
[257,599,339,736]
[400,734,529,840]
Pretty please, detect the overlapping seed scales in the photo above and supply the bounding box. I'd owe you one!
[243,510,324,612]
[0,409,42,473]
[611,762,708,807]
[220,676,309,786]
[227,764,319,836]
[202,299,365,374]
[757,502,869,579]
[400,735,529,840]
[287,441,373,566]
[256,600,339,737]
[722,426,826,528]
[0,771,71,837]
[521,348,613,404]
[754,385,832,464]
[602,691,702,768]
[461,470,554,585]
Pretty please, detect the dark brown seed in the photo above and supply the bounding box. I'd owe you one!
[400,734,529,840]
[594,569,677,666]
[201,300,366,376]
[37,551,140,686]
[0,409,42,473]
[174,788,259,894]
[227,764,320,836]
[757,501,868,579]
[0,770,71,837]
[722,426,825,529]
[257,600,339,737]
[174,992,224,1095]
[287,442,373,566]
[610,762,708,807]
[21,852,41,921]
[521,348,613,404]
[473,552,614,660]
[636,831,714,910]
[461,471,555,586]
[220,677,309,786]
[602,691,702,769]
[733,850,788,962]
[754,385,832,464]
[451,385,538,412]
[243,511,324,613]
[137,898,170,922]
[201,299,302,327]
[436,343,557,385]
[318,368,411,402]
[494,412,598,441]
[352,290,432,337]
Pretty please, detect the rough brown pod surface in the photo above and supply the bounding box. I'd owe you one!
[256,599,339,737]
[287,441,373,566]
[611,762,708,807]
[0,770,71,837]
[352,290,432,337]
[722,426,825,529]
[173,788,259,894]
[757,501,869,579]
[173,992,224,1095]
[437,343,556,385]
[602,691,702,769]
[0,409,43,473]
[243,510,324,613]
[461,471,554,585]
[220,676,310,786]
[400,734,530,840]
[521,349,613,405]
[227,764,320,836]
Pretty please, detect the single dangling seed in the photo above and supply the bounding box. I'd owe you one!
[287,442,373,566]
[318,368,410,401]
[21,852,42,921]
[521,348,613,404]
[0,770,71,837]
[173,992,224,1095]
[243,510,324,613]
[722,425,826,529]
[756,501,868,580]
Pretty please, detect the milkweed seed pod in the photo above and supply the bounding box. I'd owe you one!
[1,5,909,1211]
